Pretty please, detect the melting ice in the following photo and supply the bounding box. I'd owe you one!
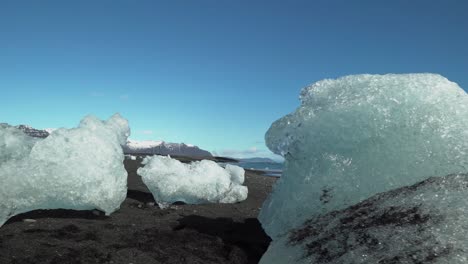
[258,74,468,263]
[137,155,248,208]
[0,114,130,227]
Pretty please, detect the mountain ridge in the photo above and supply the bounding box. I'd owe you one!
[123,139,212,157]
[1,123,212,157]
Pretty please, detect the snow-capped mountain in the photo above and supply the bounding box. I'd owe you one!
[1,123,212,158]
[0,123,50,138]
[123,139,212,157]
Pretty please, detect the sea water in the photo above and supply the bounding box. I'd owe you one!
[226,161,283,177]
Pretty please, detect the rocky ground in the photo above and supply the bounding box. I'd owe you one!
[0,158,277,264]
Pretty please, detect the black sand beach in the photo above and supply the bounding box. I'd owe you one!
[0,158,276,264]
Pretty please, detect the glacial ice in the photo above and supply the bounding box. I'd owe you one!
[259,74,468,240]
[0,124,39,164]
[137,155,248,208]
[0,114,130,227]
[261,173,468,264]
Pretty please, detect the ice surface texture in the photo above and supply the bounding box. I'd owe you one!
[0,114,130,227]
[0,124,39,164]
[259,74,468,240]
[137,155,248,208]
[261,173,468,264]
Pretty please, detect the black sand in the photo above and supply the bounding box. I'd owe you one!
[0,158,276,264]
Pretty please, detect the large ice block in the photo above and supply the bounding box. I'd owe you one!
[0,114,130,227]
[259,74,468,240]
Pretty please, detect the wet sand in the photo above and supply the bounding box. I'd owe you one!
[0,158,276,264]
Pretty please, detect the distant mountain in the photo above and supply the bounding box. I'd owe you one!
[0,123,50,138]
[1,123,212,158]
[123,139,212,157]
[240,157,279,163]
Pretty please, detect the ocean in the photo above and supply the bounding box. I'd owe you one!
[232,161,283,177]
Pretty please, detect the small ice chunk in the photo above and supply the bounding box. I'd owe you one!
[137,156,248,208]
[0,114,130,227]
[125,154,137,160]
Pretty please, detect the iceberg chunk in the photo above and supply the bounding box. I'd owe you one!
[0,124,39,163]
[137,156,248,208]
[259,74,468,240]
[0,114,130,227]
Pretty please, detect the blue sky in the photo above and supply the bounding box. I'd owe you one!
[1,0,467,159]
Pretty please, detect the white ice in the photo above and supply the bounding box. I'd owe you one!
[0,114,130,227]
[259,73,468,241]
[0,124,39,164]
[137,155,248,208]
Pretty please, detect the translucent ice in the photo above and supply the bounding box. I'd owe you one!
[259,74,468,240]
[137,155,248,208]
[260,173,468,264]
[0,124,39,164]
[0,114,130,227]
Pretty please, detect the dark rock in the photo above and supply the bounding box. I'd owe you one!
[273,173,468,264]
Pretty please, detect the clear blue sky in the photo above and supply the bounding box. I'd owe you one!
[1,0,467,159]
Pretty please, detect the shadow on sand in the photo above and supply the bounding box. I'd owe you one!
[5,209,107,225]
[126,189,155,204]
[174,215,271,263]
